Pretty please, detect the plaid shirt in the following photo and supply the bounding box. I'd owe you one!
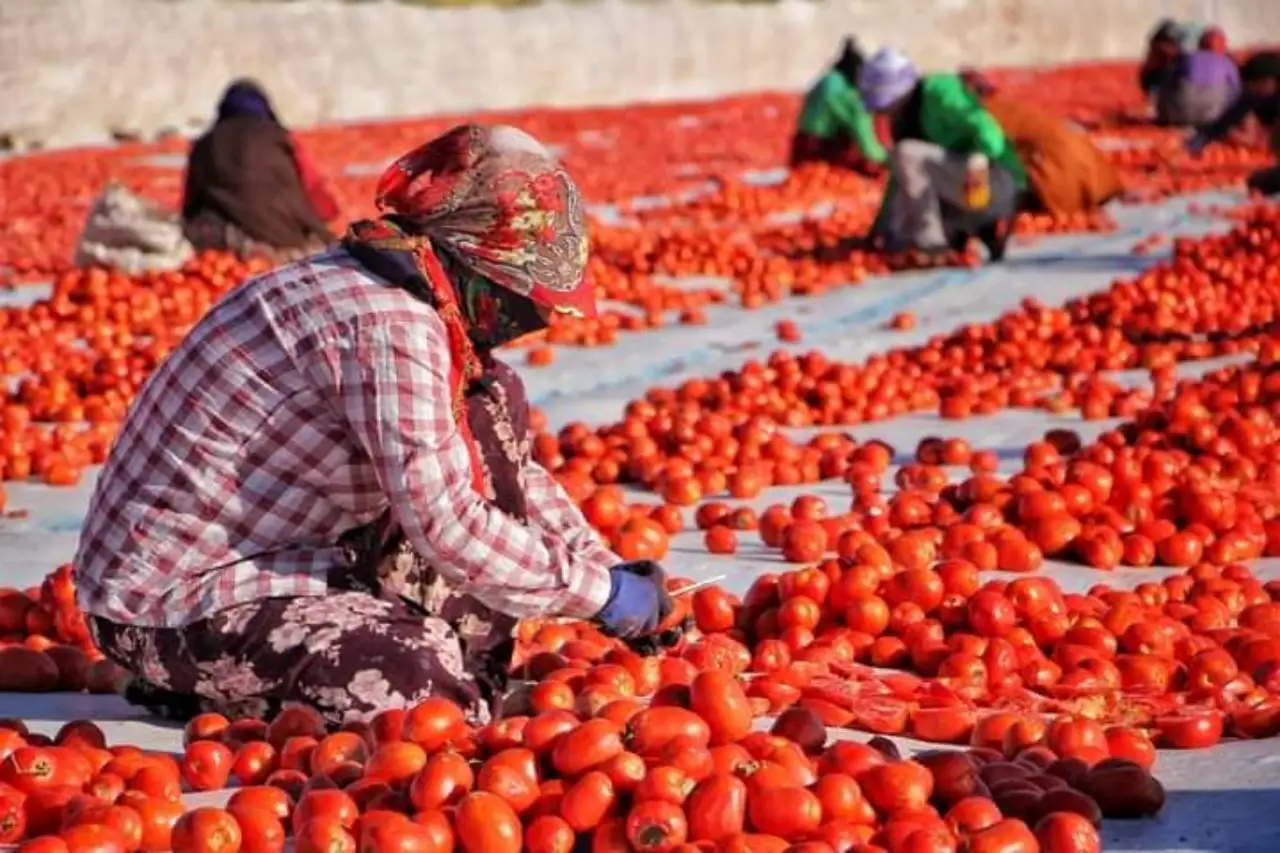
[74,248,616,628]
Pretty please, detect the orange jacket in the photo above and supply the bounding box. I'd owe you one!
[983,95,1122,217]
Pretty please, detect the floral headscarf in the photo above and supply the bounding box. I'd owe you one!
[343,124,595,492]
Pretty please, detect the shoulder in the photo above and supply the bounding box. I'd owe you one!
[249,247,448,349]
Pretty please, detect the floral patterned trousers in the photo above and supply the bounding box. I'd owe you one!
[90,360,535,728]
[89,537,516,728]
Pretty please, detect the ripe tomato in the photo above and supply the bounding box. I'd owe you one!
[689,671,753,746]
[625,708,711,757]
[559,771,615,833]
[181,741,234,792]
[550,719,624,777]
[294,819,355,853]
[454,791,522,853]
[59,824,128,853]
[170,808,242,853]
[685,774,747,842]
[524,815,574,853]
[625,800,688,852]
[746,786,822,839]
[226,805,284,853]
[408,750,474,812]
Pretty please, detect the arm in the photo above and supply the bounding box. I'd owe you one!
[329,314,614,619]
[825,84,888,164]
[522,461,621,567]
[936,78,1025,183]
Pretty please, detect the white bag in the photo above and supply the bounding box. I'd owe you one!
[74,184,194,274]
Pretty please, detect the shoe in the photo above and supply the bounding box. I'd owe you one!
[978,217,1011,262]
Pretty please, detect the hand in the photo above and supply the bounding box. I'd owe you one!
[594,561,674,638]
[1185,135,1208,157]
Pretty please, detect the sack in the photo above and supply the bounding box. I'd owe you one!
[74,184,193,274]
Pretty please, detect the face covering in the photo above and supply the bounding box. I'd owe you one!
[451,269,549,352]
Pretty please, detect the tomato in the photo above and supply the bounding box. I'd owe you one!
[20,838,71,853]
[746,786,821,839]
[857,760,934,815]
[550,719,624,777]
[294,819,355,853]
[559,770,615,833]
[290,790,359,836]
[0,782,26,843]
[625,800,688,852]
[1033,812,1100,853]
[264,707,326,750]
[181,741,234,792]
[945,796,1002,836]
[812,773,874,825]
[59,824,129,853]
[226,805,284,853]
[115,793,183,853]
[626,708,711,757]
[226,787,292,823]
[183,715,231,748]
[476,748,539,814]
[524,815,575,853]
[231,742,277,786]
[454,791,522,853]
[408,750,474,812]
[357,813,439,853]
[689,671,753,746]
[1077,762,1166,819]
[692,588,737,634]
[634,766,693,805]
[964,818,1039,853]
[1,747,61,794]
[1154,712,1225,749]
[685,774,747,842]
[170,808,242,853]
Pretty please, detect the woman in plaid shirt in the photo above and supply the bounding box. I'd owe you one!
[75,125,673,726]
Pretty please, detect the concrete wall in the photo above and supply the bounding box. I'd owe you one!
[1,0,1274,146]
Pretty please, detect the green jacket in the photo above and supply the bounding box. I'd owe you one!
[797,70,888,164]
[871,73,1026,237]
[910,73,1026,187]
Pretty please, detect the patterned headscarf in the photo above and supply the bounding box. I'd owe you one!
[343,124,595,491]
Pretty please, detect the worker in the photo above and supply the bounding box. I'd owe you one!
[1187,51,1280,194]
[1139,20,1206,102]
[1152,44,1241,127]
[960,69,1122,218]
[858,49,1026,261]
[791,37,888,175]
[181,80,338,263]
[76,124,674,726]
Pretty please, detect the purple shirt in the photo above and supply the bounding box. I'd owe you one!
[1179,51,1241,91]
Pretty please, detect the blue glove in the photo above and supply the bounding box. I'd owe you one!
[595,561,674,638]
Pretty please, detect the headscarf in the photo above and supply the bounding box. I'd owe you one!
[859,48,920,112]
[1199,27,1227,55]
[343,124,594,491]
[834,37,865,85]
[959,67,998,99]
[216,79,279,123]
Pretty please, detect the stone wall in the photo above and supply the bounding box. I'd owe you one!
[1,0,1275,146]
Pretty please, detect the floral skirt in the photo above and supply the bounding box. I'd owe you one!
[89,532,517,728]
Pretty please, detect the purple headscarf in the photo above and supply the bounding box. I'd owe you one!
[216,80,280,123]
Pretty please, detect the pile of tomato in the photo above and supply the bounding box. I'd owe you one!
[0,649,1166,853]
[1,54,1279,853]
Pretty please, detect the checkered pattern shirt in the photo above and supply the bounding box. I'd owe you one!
[74,248,616,628]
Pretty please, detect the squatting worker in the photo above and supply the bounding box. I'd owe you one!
[181,80,339,263]
[74,124,674,727]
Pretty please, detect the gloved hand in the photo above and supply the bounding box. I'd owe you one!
[1185,134,1208,157]
[963,153,991,210]
[594,561,674,638]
